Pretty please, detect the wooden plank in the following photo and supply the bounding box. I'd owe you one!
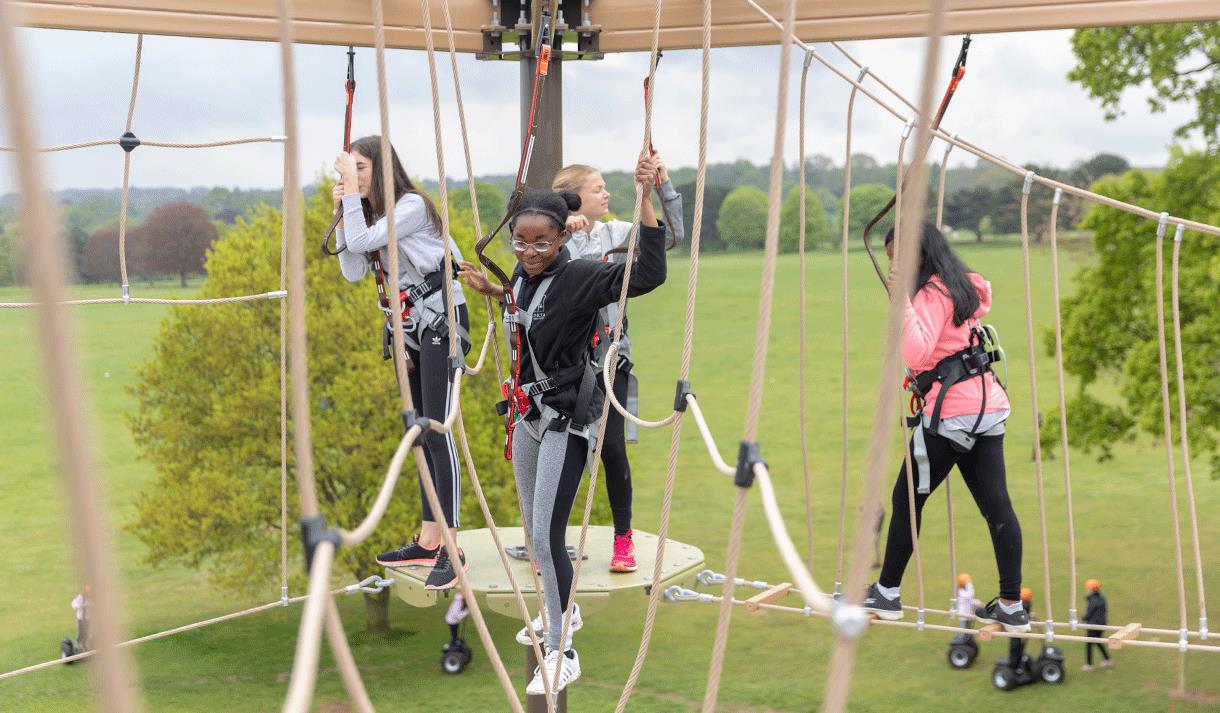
[1108,622,1142,650]
[14,0,1220,52]
[977,622,1004,641]
[744,582,792,612]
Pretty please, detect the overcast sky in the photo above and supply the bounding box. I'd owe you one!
[0,26,1200,194]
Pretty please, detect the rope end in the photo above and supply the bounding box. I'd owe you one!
[1157,212,1170,237]
[1174,223,1185,243]
[1052,188,1062,205]
[1022,171,1035,195]
[121,284,131,304]
[281,586,289,607]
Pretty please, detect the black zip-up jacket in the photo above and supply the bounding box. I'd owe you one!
[509,223,668,426]
[1083,591,1107,627]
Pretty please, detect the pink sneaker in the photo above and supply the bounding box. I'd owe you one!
[610,530,637,573]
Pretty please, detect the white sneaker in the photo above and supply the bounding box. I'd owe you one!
[526,649,581,695]
[515,603,583,646]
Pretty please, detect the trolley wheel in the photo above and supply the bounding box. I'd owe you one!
[947,644,975,669]
[60,638,78,664]
[442,650,467,674]
[992,664,1017,691]
[1039,658,1064,684]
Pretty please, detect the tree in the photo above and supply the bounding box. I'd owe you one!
[779,185,830,252]
[1071,153,1131,187]
[675,181,731,252]
[716,186,769,251]
[141,202,219,286]
[1069,24,1220,151]
[835,183,894,244]
[1045,150,1220,477]
[81,227,122,283]
[448,179,506,232]
[0,218,16,286]
[127,180,520,631]
[942,186,996,241]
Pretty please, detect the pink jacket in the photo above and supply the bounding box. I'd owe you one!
[902,273,1009,419]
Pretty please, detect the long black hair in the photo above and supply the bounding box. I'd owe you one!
[348,135,441,231]
[885,220,979,326]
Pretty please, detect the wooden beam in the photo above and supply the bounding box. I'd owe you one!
[744,582,792,612]
[1108,622,1142,650]
[976,622,1004,641]
[13,0,1220,52]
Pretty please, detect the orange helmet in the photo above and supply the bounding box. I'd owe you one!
[957,573,971,587]
[1020,587,1033,602]
[1085,579,1101,592]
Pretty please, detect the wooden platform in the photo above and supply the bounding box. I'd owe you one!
[386,526,705,621]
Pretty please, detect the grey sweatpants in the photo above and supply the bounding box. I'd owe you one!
[512,424,588,650]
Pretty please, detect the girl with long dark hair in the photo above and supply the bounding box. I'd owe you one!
[333,135,470,591]
[458,158,668,693]
[862,220,1028,633]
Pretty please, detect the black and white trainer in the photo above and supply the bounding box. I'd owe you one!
[375,535,439,567]
[424,548,468,590]
[861,583,904,620]
[975,597,1031,632]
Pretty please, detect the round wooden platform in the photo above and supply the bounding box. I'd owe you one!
[386,526,705,620]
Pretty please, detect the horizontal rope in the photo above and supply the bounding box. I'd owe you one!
[601,341,678,429]
[0,290,288,309]
[0,586,354,681]
[684,394,735,477]
[0,136,286,153]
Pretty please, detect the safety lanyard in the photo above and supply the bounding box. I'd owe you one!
[322,47,358,257]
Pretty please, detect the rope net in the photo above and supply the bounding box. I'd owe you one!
[1,1,1217,712]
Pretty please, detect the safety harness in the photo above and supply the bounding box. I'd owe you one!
[495,275,600,454]
[373,254,470,359]
[903,320,1007,493]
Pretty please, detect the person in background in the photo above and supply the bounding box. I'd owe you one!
[1082,578,1113,671]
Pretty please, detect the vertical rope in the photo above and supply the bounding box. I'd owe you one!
[937,135,958,611]
[821,3,945,710]
[613,1,713,708]
[835,67,864,597]
[0,5,143,710]
[1018,176,1054,626]
[1169,228,1208,636]
[1153,218,1190,692]
[117,35,144,296]
[935,140,953,229]
[798,51,816,575]
[280,147,290,603]
[702,1,795,709]
[1047,190,1079,624]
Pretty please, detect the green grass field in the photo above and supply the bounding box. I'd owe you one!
[1,243,1217,712]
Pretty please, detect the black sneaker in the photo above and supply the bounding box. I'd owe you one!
[975,597,1031,632]
[861,583,904,621]
[376,535,438,567]
[425,548,468,590]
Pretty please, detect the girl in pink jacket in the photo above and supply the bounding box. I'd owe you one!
[862,221,1028,633]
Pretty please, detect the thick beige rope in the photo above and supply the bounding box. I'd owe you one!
[280,154,290,605]
[798,50,816,576]
[1153,218,1190,691]
[0,136,286,152]
[701,2,795,710]
[834,62,866,596]
[828,41,919,114]
[1169,228,1208,637]
[117,34,143,295]
[893,123,927,619]
[0,291,287,308]
[613,1,713,708]
[935,137,957,614]
[821,1,946,710]
[1018,175,1055,628]
[0,5,143,710]
[1047,190,1080,624]
[935,139,953,228]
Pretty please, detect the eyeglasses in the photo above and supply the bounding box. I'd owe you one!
[511,239,556,253]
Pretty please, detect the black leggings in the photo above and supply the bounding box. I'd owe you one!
[404,304,469,528]
[879,428,1023,601]
[601,368,633,535]
[1085,630,1110,664]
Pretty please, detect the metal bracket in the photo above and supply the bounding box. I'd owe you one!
[1174,223,1185,243]
[299,515,342,573]
[734,441,764,488]
[119,131,140,153]
[403,410,433,434]
[1157,211,1170,238]
[1022,170,1035,195]
[673,379,694,412]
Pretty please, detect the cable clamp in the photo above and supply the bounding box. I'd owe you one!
[271,135,288,143]
[1045,619,1055,643]
[121,283,130,304]
[281,586,289,607]
[1052,187,1062,205]
[403,410,433,434]
[916,609,926,631]
[1199,616,1208,640]
[673,380,694,412]
[696,569,720,586]
[345,575,395,594]
[1157,212,1170,237]
[856,65,869,83]
[901,118,915,140]
[803,49,815,69]
[299,515,342,573]
[1180,628,1189,652]
[119,131,141,153]
[1068,608,1078,630]
[1022,170,1035,195]
[448,355,466,375]
[1174,223,1185,243]
[734,441,765,488]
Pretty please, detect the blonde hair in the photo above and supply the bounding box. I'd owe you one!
[552,164,599,193]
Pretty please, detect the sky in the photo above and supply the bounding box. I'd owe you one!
[0,25,1201,193]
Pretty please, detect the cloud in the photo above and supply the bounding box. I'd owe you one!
[0,26,1202,194]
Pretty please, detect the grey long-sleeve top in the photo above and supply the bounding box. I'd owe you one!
[336,192,466,314]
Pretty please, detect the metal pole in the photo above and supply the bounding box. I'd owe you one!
[519,53,562,188]
[525,645,567,712]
